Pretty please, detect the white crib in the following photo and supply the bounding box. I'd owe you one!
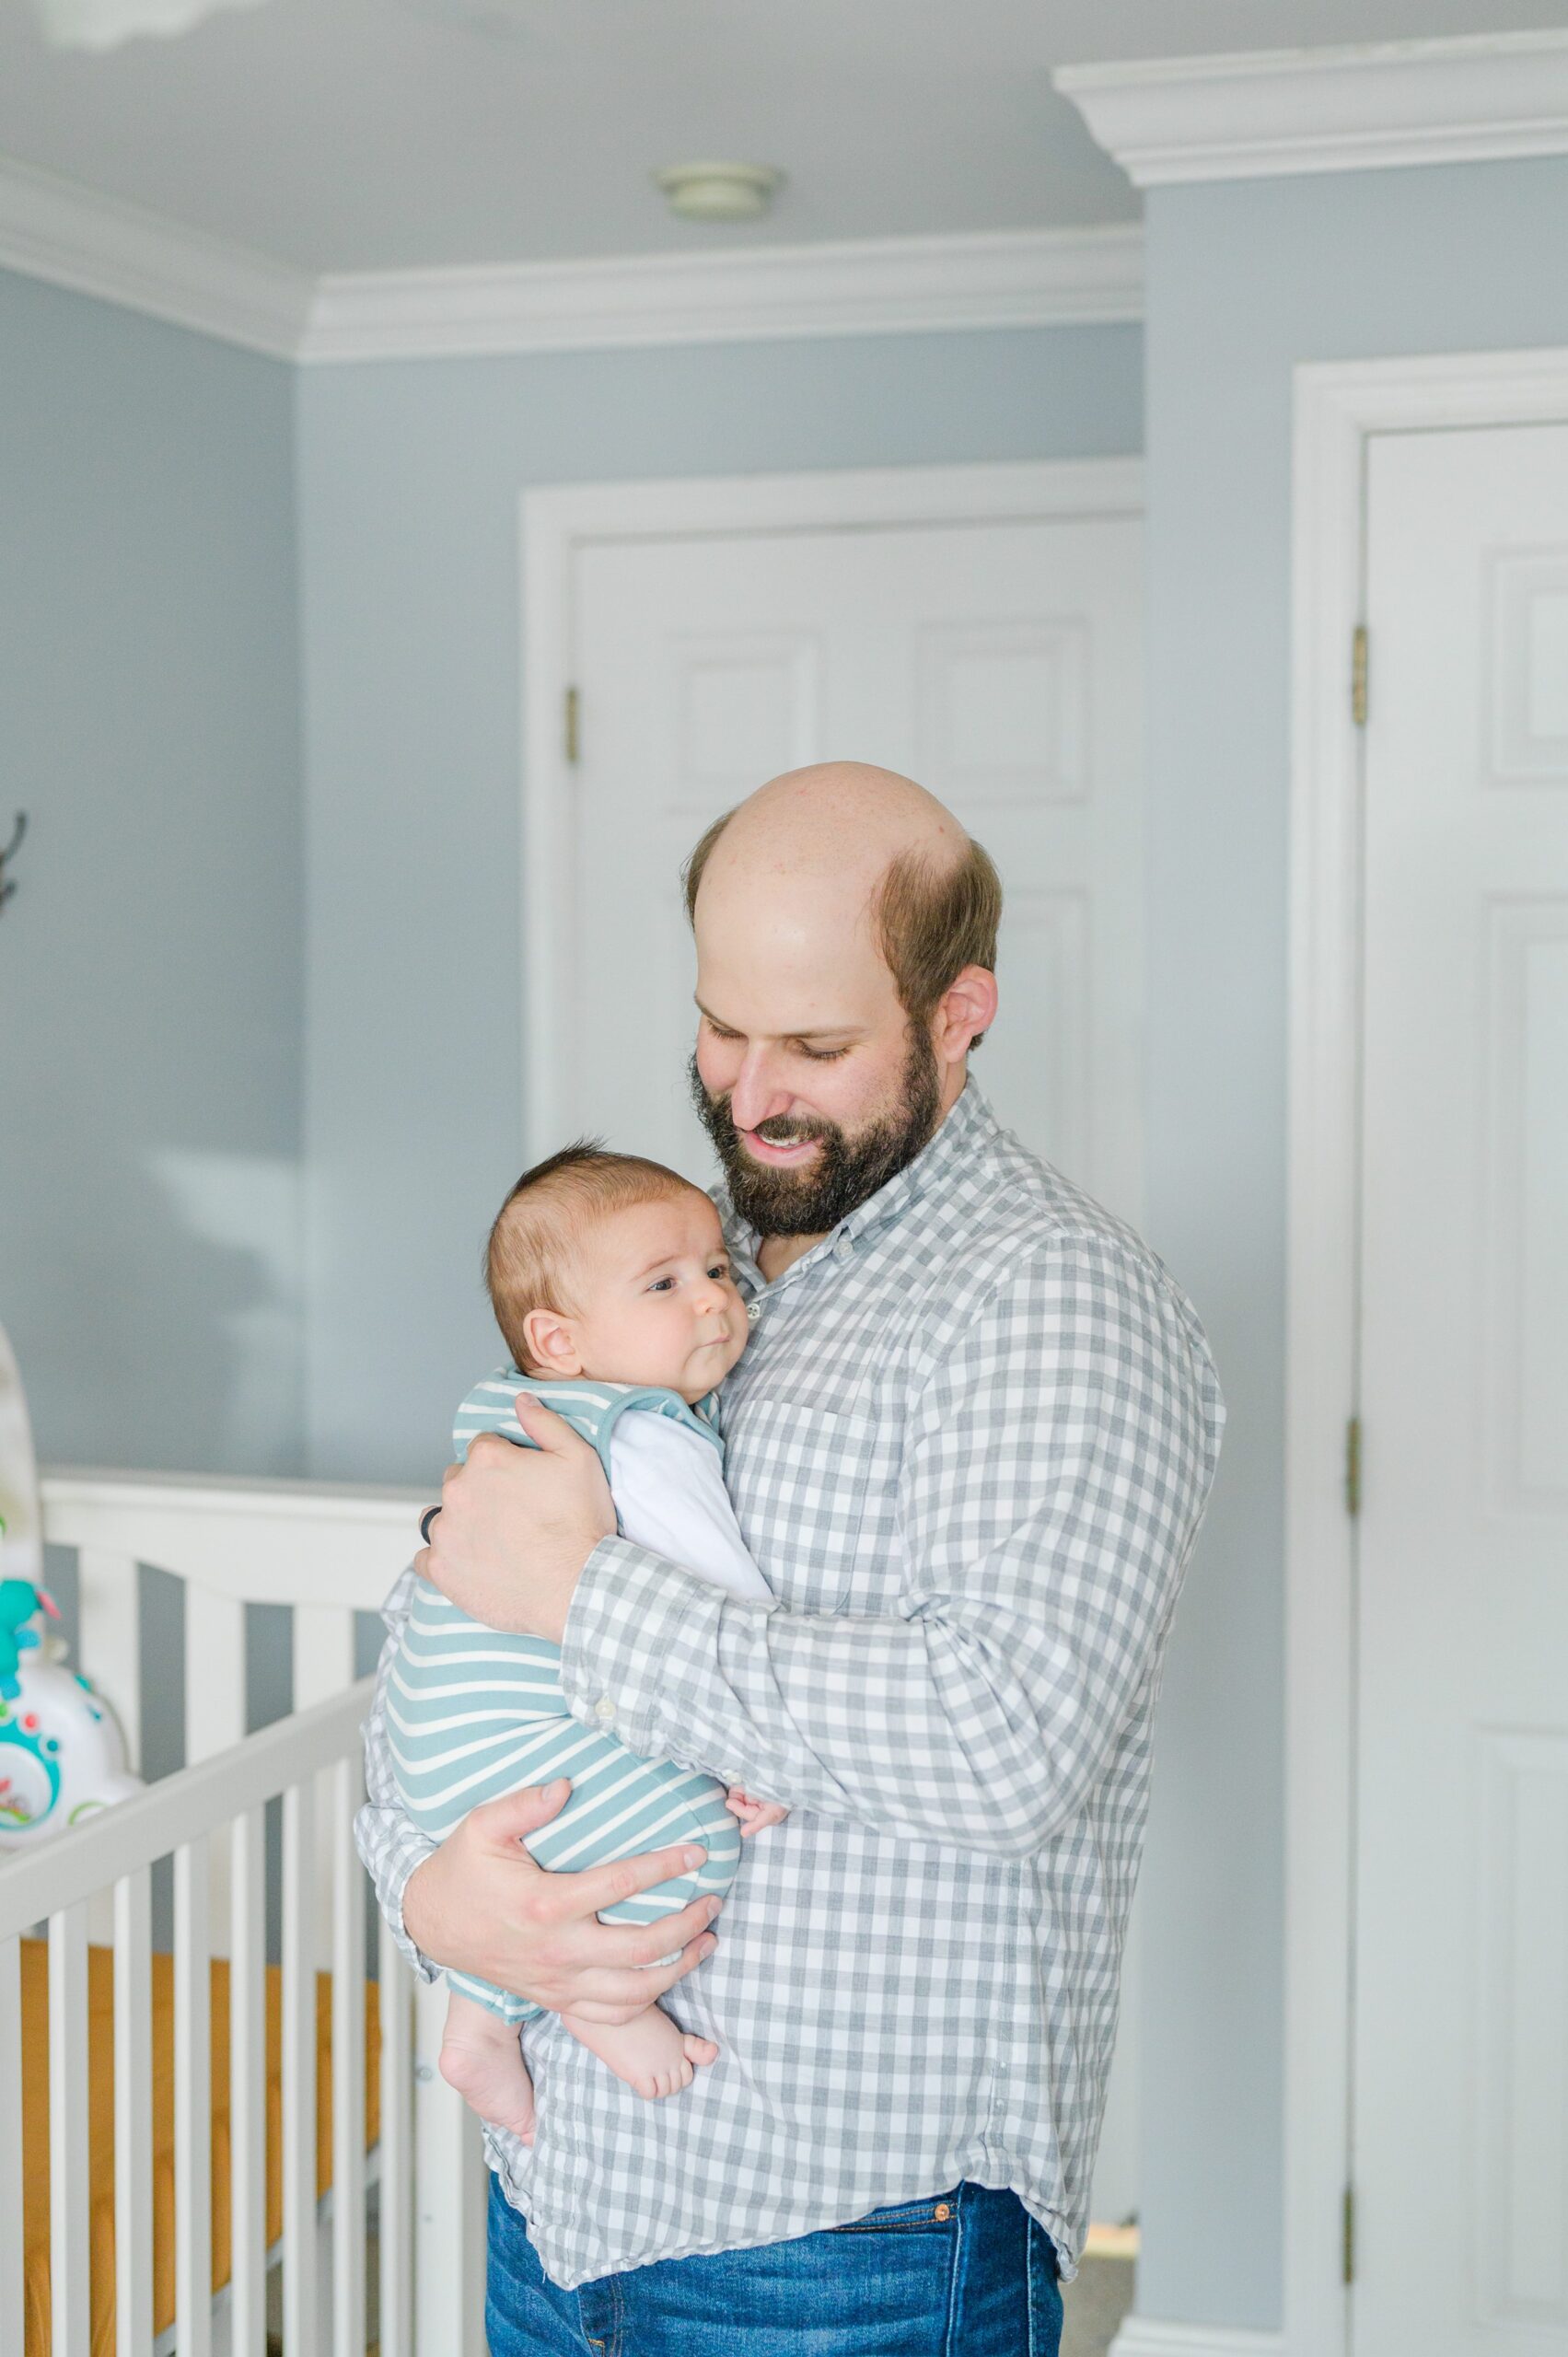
[0,1469,490,2357]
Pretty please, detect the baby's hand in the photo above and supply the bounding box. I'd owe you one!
[726,1786,789,1838]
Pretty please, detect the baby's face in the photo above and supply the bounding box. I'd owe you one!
[554,1193,749,1402]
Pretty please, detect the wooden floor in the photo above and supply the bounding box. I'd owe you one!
[1063,2255,1135,2357]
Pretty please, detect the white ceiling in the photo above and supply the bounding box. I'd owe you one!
[3,0,1566,273]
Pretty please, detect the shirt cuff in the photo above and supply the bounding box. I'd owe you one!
[355,1805,442,1986]
[390,1850,442,1985]
[557,1533,728,1759]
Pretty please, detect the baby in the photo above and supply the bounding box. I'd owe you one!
[388,1141,785,2143]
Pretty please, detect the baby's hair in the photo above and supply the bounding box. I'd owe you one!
[485,1138,701,1372]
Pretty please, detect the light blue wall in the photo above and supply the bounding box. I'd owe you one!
[295,323,1143,1484]
[0,270,305,1478]
[1136,154,1568,2333]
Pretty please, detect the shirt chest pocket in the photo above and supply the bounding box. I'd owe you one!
[725,1396,904,1616]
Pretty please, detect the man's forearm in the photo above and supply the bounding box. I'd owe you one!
[557,1534,1157,1858]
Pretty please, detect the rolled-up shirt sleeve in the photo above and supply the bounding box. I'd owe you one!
[355,1562,441,1982]
[557,1237,1223,1856]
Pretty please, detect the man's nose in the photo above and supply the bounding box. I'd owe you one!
[726,1055,794,1133]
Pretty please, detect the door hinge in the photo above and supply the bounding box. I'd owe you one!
[563,684,581,765]
[1342,2184,1356,2285]
[1345,1417,1362,1517]
[1351,624,1368,727]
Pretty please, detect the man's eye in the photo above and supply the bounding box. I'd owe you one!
[797,1044,850,1062]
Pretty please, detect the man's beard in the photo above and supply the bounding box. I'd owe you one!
[687,1024,944,1238]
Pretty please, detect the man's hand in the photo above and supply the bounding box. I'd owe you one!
[419,1394,614,1640]
[401,1778,722,2024]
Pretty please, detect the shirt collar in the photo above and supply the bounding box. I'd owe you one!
[715,1077,998,1285]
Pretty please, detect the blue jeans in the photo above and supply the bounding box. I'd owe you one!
[485,2171,1063,2356]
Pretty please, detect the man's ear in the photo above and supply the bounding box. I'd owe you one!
[519,1307,585,1376]
[934,964,999,1065]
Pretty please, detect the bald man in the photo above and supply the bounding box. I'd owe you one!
[357,764,1224,2356]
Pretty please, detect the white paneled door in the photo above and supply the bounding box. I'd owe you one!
[539,475,1144,2228]
[1354,422,1568,2355]
[559,499,1144,1228]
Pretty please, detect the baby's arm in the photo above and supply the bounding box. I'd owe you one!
[608,1413,787,1828]
[606,1413,773,1603]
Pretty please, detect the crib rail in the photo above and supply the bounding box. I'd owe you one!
[41,1468,429,1765]
[0,1678,416,2357]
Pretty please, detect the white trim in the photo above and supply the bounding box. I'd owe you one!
[1111,2325,1284,2357]
[518,456,1143,1157]
[299,224,1142,363]
[0,152,311,358]
[1285,343,1568,2357]
[1056,30,1568,186]
[41,1466,428,1609]
[0,155,1143,359]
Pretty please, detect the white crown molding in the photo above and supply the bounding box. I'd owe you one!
[0,152,312,358]
[1056,30,1568,186]
[296,223,1142,363]
[1110,2320,1284,2357]
[0,158,1144,362]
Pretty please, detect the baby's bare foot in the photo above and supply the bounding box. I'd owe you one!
[560,2004,719,2101]
[439,2014,538,2142]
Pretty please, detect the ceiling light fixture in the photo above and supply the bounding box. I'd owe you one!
[655,161,783,224]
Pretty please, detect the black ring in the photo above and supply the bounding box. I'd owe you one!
[419,1504,441,1545]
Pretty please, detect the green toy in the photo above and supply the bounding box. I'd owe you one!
[0,1564,59,1703]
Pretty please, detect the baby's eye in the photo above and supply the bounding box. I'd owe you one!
[707,1263,729,1282]
[647,1276,676,1293]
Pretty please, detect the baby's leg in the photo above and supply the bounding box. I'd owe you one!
[439,1989,538,2142]
[557,2004,718,2102]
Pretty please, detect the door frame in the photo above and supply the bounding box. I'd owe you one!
[517,455,1143,1156]
[1285,344,1568,2357]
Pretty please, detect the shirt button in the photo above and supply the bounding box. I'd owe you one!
[746,1300,763,1325]
[593,1695,616,1722]
[834,1234,853,1260]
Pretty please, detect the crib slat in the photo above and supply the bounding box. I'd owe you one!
[76,1547,142,1766]
[184,1585,248,1762]
[377,1918,412,2357]
[413,1977,488,2357]
[49,1901,90,2357]
[229,1806,267,2357]
[186,1586,246,1961]
[332,1756,367,2356]
[296,1606,355,1978]
[282,1779,319,2357]
[292,1603,356,1711]
[0,1936,23,2357]
[113,1869,154,2357]
[174,1840,213,2357]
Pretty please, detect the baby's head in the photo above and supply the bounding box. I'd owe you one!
[485,1141,749,1404]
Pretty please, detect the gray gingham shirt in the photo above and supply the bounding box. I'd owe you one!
[356,1080,1224,2290]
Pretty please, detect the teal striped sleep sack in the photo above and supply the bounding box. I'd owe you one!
[387,1371,743,2025]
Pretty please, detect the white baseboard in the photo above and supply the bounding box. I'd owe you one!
[1109,2320,1284,2357]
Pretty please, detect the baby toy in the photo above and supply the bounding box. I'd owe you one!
[0,1569,59,1697]
[0,1550,142,1846]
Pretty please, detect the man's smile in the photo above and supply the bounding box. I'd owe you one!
[741,1128,822,1167]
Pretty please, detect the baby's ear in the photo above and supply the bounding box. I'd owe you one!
[520,1306,582,1375]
